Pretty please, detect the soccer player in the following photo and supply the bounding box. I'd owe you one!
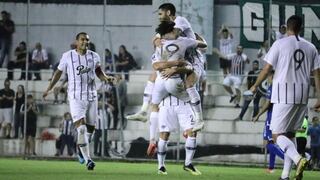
[156,94,201,176]
[128,3,205,132]
[252,71,284,173]
[43,32,114,170]
[250,15,320,180]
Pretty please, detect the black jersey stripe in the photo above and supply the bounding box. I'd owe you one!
[70,51,76,99]
[85,54,89,101]
[78,54,83,100]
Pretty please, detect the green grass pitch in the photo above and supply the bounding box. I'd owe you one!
[0,158,319,180]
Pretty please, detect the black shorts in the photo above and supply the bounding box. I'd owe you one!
[26,127,36,137]
[219,58,231,69]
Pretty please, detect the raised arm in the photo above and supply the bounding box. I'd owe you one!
[43,70,63,99]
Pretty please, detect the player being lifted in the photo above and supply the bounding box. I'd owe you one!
[43,32,115,170]
[127,3,206,142]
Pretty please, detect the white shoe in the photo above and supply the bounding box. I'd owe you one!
[126,111,147,122]
[192,120,204,132]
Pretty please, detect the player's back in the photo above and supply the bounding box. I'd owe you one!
[157,37,197,62]
[266,36,319,104]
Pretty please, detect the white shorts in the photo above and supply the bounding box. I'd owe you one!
[158,104,195,133]
[0,108,13,125]
[151,76,189,105]
[270,103,307,134]
[223,75,243,89]
[69,99,97,125]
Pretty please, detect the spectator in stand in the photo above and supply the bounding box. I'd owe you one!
[257,40,269,69]
[213,45,249,108]
[20,95,39,155]
[7,41,29,80]
[217,24,233,77]
[13,85,24,138]
[98,81,116,129]
[116,74,127,129]
[30,42,49,80]
[0,11,15,68]
[116,45,138,81]
[93,101,109,157]
[105,48,118,72]
[59,112,74,156]
[308,116,320,169]
[235,60,262,120]
[88,42,96,52]
[273,24,286,41]
[0,78,14,138]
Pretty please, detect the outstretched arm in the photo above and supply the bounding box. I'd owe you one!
[43,70,63,99]
[250,64,273,93]
[95,66,115,83]
[153,60,186,71]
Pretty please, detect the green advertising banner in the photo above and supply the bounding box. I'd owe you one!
[240,0,320,49]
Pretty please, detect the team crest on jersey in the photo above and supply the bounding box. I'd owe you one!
[76,65,91,75]
[166,44,179,58]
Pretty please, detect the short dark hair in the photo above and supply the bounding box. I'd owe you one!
[156,21,175,36]
[1,11,8,15]
[253,60,259,64]
[287,15,302,33]
[27,94,33,99]
[222,29,228,33]
[158,3,176,16]
[76,32,88,40]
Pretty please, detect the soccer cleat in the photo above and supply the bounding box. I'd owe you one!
[183,164,202,175]
[77,146,85,164]
[146,142,157,157]
[295,157,308,180]
[279,177,290,180]
[229,95,237,103]
[126,111,148,122]
[266,168,275,174]
[192,121,204,132]
[86,159,95,170]
[158,166,167,175]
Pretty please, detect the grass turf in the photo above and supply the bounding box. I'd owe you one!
[0,158,319,180]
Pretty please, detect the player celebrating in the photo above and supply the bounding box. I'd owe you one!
[127,3,205,132]
[250,15,320,180]
[43,32,114,170]
[156,94,201,175]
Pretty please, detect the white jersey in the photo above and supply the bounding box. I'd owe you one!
[58,49,100,101]
[174,16,196,39]
[264,35,320,104]
[219,36,233,56]
[159,94,188,107]
[226,53,248,76]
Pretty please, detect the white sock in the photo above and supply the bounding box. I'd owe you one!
[149,112,158,142]
[186,87,202,121]
[277,135,301,165]
[281,154,293,179]
[157,138,168,169]
[77,125,91,163]
[143,81,154,104]
[185,137,196,166]
[86,132,93,144]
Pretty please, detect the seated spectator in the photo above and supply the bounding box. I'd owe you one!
[30,42,49,80]
[20,94,39,155]
[13,84,24,138]
[273,24,287,41]
[0,78,14,138]
[116,45,138,81]
[7,41,29,80]
[105,48,117,72]
[308,116,320,169]
[58,112,74,156]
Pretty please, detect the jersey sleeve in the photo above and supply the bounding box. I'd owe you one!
[152,47,162,64]
[184,38,198,49]
[312,52,320,71]
[264,41,279,67]
[174,16,191,33]
[57,53,68,72]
